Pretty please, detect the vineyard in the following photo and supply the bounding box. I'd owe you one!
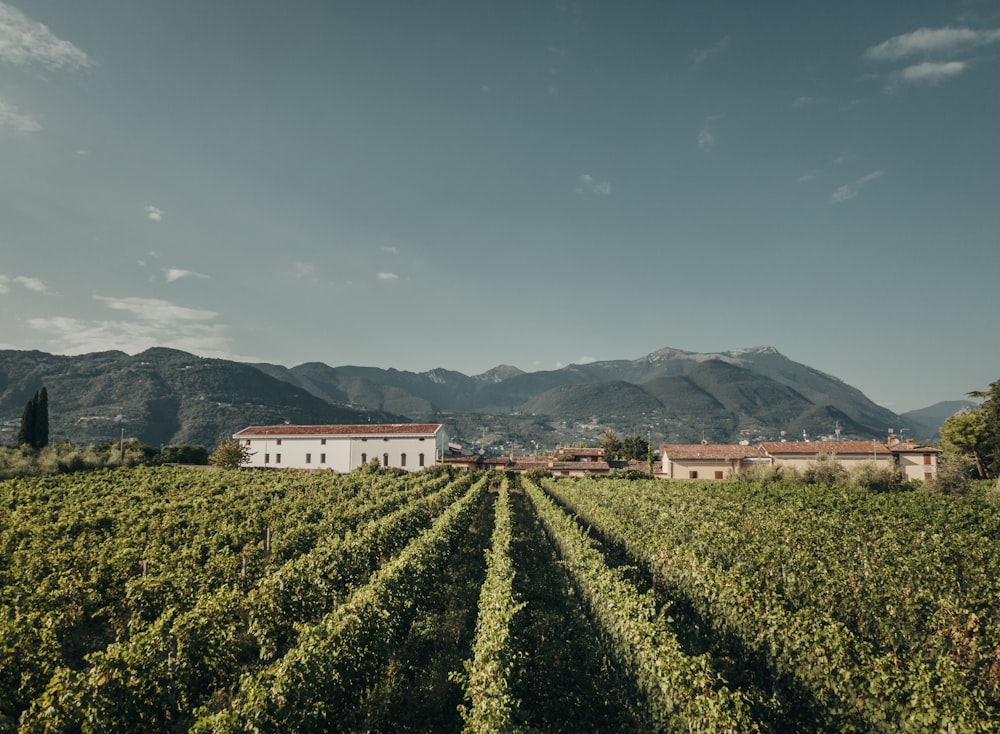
[2,467,1000,732]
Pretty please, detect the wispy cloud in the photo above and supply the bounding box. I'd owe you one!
[864,26,1000,61]
[26,295,231,357]
[900,60,967,84]
[797,172,818,183]
[280,261,317,280]
[0,96,40,132]
[377,272,399,281]
[0,274,53,294]
[144,205,164,222]
[164,268,209,283]
[576,173,611,195]
[830,170,884,204]
[791,96,814,108]
[697,126,714,151]
[0,3,91,69]
[691,36,731,69]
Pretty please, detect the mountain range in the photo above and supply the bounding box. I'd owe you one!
[0,346,966,453]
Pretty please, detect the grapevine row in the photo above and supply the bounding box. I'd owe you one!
[523,478,757,733]
[191,475,488,732]
[460,474,524,733]
[542,477,1000,731]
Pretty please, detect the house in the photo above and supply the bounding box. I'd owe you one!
[887,437,942,481]
[759,440,894,473]
[659,443,769,479]
[232,423,448,472]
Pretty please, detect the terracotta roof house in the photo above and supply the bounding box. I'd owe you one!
[232,423,448,472]
[759,440,893,473]
[659,443,769,480]
[887,438,942,481]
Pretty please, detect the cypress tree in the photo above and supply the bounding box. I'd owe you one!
[16,393,36,448]
[16,388,49,450]
[35,387,49,450]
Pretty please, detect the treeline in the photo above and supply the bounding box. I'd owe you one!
[0,441,209,480]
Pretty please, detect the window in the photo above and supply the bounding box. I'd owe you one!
[923,454,932,465]
[714,471,724,480]
[305,453,311,464]
[320,453,326,464]
[275,454,281,464]
[689,470,698,479]
[265,453,270,464]
[321,438,326,445]
[419,453,425,467]
[361,452,367,464]
[400,453,406,467]
[924,472,932,481]
[383,453,389,467]
[245,439,251,446]
[275,439,282,445]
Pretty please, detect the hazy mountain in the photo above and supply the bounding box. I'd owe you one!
[900,400,979,440]
[0,345,946,452]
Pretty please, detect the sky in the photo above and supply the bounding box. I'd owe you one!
[1,1,998,413]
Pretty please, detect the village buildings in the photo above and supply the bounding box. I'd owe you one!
[233,423,940,481]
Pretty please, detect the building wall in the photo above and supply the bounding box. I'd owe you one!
[664,458,739,480]
[768,453,893,473]
[896,452,938,481]
[240,431,446,472]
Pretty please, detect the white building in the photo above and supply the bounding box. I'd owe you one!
[232,423,448,472]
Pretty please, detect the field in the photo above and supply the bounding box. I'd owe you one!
[2,466,999,733]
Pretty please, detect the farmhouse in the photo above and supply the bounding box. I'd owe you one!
[232,423,449,472]
[660,443,769,480]
[759,440,894,473]
[887,438,942,481]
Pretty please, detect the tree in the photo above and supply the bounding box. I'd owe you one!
[620,433,649,462]
[209,441,251,469]
[969,380,1000,479]
[599,426,622,461]
[16,388,49,451]
[940,408,989,478]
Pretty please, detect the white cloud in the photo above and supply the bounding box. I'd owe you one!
[0,96,40,132]
[285,261,316,280]
[377,272,399,281]
[576,173,611,195]
[95,295,218,322]
[691,36,731,69]
[864,26,1000,61]
[791,96,813,108]
[0,3,91,69]
[144,205,164,222]
[900,60,967,83]
[697,127,714,151]
[797,172,817,183]
[0,274,52,293]
[575,355,596,365]
[26,295,231,357]
[830,170,884,204]
[164,268,209,283]
[380,246,399,255]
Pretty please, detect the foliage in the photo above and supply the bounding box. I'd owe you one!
[598,426,621,460]
[620,433,649,462]
[522,467,551,482]
[160,444,209,465]
[802,452,849,486]
[848,462,904,493]
[969,380,1000,479]
[16,387,49,450]
[941,408,990,478]
[925,448,974,496]
[209,440,251,469]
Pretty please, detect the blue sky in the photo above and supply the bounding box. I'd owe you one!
[1,1,998,413]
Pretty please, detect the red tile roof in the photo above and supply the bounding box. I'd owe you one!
[234,423,442,438]
[660,444,766,460]
[760,440,891,456]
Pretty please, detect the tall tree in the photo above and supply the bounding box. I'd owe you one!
[599,425,622,461]
[16,388,50,450]
[940,408,989,478]
[969,380,1000,479]
[16,393,36,448]
[35,387,49,450]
